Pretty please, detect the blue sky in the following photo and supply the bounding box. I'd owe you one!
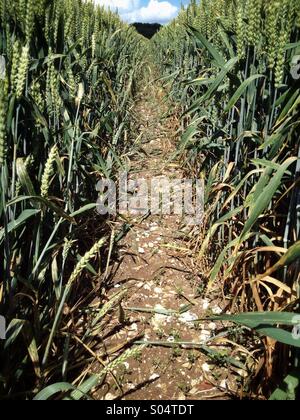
[94,1,191,24]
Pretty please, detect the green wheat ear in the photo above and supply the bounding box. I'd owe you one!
[40,145,59,198]
[0,70,8,168]
[100,345,147,377]
[297,0,300,27]
[16,44,29,98]
[236,4,245,60]
[25,0,35,43]
[11,40,21,93]
[67,238,107,288]
[275,0,292,87]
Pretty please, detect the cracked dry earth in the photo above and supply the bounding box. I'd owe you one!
[94,85,238,401]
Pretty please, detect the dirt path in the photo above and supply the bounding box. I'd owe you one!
[94,84,236,401]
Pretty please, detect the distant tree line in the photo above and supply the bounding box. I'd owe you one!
[131,23,162,39]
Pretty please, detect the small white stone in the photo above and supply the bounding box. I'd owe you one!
[179,311,198,324]
[130,323,138,331]
[208,322,217,330]
[237,369,248,378]
[202,363,210,372]
[149,373,160,381]
[154,304,166,311]
[212,306,222,315]
[138,247,145,254]
[148,242,154,248]
[200,331,211,343]
[151,313,170,330]
[220,379,227,389]
[202,299,210,310]
[123,362,130,370]
[105,393,117,400]
[114,284,121,288]
[191,379,200,387]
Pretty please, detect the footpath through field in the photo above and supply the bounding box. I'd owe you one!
[94,82,235,400]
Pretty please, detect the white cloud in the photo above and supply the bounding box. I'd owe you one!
[93,0,178,24]
[122,0,178,23]
[93,0,140,12]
